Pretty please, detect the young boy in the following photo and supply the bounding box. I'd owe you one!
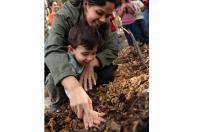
[65,23,102,97]
[45,23,102,111]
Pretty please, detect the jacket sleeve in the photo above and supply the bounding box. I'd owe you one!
[45,13,76,86]
[96,24,119,68]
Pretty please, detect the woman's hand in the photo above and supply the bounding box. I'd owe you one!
[61,76,105,129]
[61,76,92,119]
[80,58,100,91]
[83,108,106,129]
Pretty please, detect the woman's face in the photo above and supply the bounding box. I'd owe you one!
[84,1,115,28]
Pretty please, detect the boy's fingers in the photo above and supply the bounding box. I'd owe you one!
[88,77,92,90]
[83,76,88,91]
[91,73,96,85]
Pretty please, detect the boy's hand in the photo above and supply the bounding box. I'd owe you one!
[80,58,99,91]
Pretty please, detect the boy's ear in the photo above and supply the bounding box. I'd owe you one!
[68,45,74,53]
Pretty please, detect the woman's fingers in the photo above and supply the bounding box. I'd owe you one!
[71,106,77,114]
[79,75,83,85]
[93,118,104,125]
[93,118,100,125]
[84,122,88,130]
[88,99,93,110]
[88,118,93,128]
[77,105,83,119]
[98,112,105,117]
[82,109,106,129]
[97,116,106,123]
[71,105,84,119]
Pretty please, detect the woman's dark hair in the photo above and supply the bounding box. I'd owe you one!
[68,23,102,50]
[69,0,119,40]
[70,0,119,8]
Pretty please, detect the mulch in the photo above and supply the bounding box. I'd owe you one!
[45,46,149,132]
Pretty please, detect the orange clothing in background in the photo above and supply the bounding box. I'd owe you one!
[48,12,55,26]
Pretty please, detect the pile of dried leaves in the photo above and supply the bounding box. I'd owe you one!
[45,46,149,132]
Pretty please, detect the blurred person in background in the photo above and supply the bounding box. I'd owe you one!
[116,0,142,47]
[142,0,149,33]
[131,0,148,46]
[48,0,60,26]
[110,12,122,51]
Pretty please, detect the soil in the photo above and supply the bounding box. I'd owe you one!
[45,30,149,132]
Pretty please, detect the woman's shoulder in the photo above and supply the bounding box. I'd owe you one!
[56,1,82,20]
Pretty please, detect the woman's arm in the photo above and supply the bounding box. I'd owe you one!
[45,13,76,86]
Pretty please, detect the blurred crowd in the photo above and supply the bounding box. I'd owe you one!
[44,0,63,31]
[45,0,149,48]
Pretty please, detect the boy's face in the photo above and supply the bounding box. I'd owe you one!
[69,45,98,66]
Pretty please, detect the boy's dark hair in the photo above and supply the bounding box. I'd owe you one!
[68,23,102,50]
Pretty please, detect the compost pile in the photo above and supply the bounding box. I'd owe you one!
[45,46,149,132]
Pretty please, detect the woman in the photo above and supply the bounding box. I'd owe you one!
[45,0,119,129]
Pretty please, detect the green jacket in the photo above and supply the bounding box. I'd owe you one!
[45,1,118,86]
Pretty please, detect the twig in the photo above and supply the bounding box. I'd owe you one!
[122,28,148,69]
